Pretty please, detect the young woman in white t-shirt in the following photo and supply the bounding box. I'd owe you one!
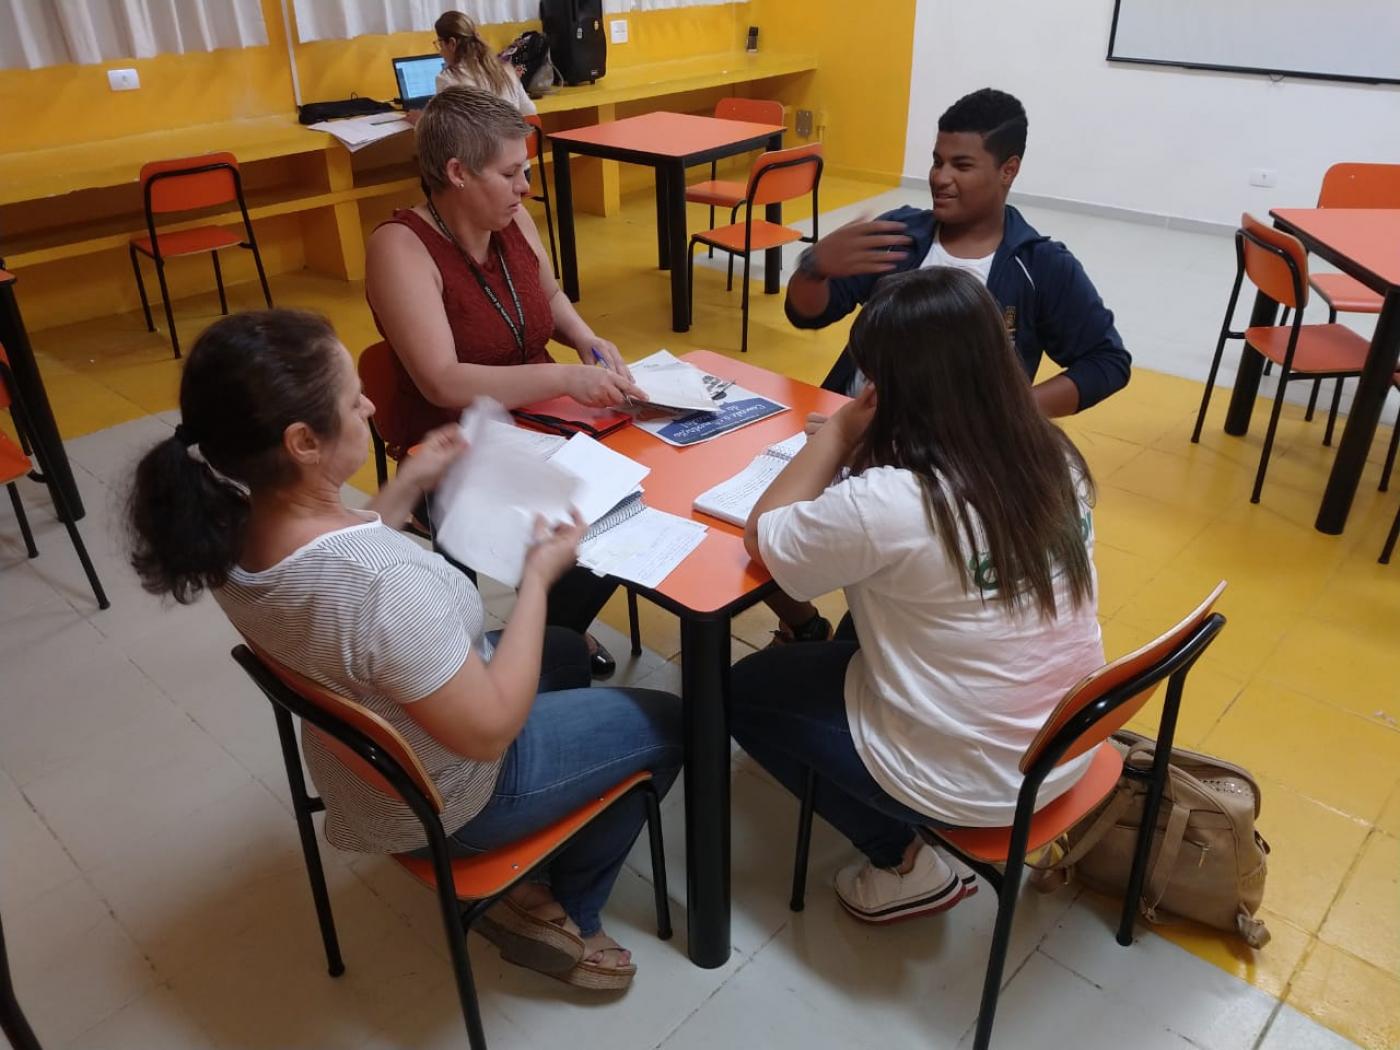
[733,266,1103,924]
[433,11,537,116]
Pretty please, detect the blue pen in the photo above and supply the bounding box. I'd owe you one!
[590,347,610,371]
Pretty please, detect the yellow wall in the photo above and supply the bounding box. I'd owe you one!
[747,0,916,183]
[0,1,916,331]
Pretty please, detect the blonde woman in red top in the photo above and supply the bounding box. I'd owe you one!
[366,88,645,675]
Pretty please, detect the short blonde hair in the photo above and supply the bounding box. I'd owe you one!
[417,87,530,193]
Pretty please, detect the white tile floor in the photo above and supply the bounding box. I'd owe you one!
[1,198,1378,1049]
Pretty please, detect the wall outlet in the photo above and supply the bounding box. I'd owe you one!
[1249,168,1277,188]
[610,18,629,44]
[107,68,140,91]
[795,108,813,136]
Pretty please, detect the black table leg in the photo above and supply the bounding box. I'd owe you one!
[1316,288,1400,534]
[655,168,672,271]
[664,160,690,332]
[680,613,732,969]
[763,132,785,295]
[1223,288,1279,436]
[0,278,84,521]
[552,142,580,303]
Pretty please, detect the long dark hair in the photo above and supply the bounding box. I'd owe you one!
[127,310,344,603]
[848,267,1094,617]
[435,11,513,96]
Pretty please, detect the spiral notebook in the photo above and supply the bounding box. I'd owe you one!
[692,433,806,527]
[577,494,709,588]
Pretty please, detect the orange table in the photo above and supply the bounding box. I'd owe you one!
[549,112,786,332]
[1223,208,1400,533]
[605,349,845,967]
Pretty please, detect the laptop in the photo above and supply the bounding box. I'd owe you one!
[392,53,446,109]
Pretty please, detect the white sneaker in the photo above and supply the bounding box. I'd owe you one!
[940,846,980,899]
[834,841,966,924]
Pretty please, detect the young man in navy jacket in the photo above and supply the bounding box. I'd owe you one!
[788,88,1131,418]
[765,88,1130,643]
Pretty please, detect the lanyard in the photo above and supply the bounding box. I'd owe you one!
[425,199,528,361]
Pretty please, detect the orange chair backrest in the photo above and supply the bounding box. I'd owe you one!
[1318,163,1400,209]
[715,96,785,126]
[524,114,544,162]
[248,642,444,812]
[1021,581,1227,773]
[1240,213,1308,310]
[358,341,412,459]
[139,151,241,214]
[746,143,823,207]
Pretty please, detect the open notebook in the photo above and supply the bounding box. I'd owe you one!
[692,433,806,527]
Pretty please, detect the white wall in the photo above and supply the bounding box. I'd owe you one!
[902,0,1400,227]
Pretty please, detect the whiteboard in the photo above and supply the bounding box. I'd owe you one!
[1108,0,1400,85]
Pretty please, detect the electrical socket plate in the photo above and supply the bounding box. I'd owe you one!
[610,19,628,44]
[796,109,813,136]
[107,68,140,91]
[1249,168,1277,188]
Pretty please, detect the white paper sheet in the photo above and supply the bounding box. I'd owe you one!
[577,507,708,589]
[547,432,651,525]
[629,349,722,413]
[308,114,412,152]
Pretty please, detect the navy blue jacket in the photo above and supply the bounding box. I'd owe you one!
[790,205,1131,409]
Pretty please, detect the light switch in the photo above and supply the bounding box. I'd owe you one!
[107,68,140,91]
[610,19,629,44]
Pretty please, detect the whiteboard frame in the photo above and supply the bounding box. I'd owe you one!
[1106,0,1400,87]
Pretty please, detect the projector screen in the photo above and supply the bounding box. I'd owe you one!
[1107,0,1400,85]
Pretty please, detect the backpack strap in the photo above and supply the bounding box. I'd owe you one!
[1141,799,1190,921]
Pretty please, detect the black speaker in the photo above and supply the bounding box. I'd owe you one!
[540,0,607,86]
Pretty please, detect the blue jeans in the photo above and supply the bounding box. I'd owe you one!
[731,640,943,869]
[441,628,682,936]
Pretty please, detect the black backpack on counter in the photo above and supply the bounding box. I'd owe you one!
[540,0,606,86]
[500,30,559,98]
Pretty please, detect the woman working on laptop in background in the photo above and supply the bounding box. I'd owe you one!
[433,10,537,115]
[366,88,645,677]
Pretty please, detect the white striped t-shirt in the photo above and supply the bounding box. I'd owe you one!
[216,515,501,853]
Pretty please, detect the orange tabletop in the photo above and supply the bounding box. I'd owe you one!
[602,349,847,616]
[548,111,786,160]
[1270,208,1400,290]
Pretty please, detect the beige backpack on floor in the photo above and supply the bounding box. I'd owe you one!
[1033,730,1271,947]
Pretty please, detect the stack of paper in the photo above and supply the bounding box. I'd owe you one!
[578,508,708,589]
[308,115,412,152]
[693,433,806,526]
[629,350,722,413]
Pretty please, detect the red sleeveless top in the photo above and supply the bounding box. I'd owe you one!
[373,208,556,445]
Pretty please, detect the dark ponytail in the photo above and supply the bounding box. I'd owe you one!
[127,309,343,603]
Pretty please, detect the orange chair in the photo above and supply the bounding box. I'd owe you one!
[0,349,108,610]
[129,152,273,358]
[357,341,644,656]
[1192,214,1371,503]
[687,143,823,353]
[1268,163,1400,434]
[787,583,1228,1050]
[524,116,560,279]
[685,98,787,255]
[232,643,672,1050]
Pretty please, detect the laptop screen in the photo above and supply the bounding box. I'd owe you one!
[393,54,445,102]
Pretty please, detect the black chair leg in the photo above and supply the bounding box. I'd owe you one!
[0,913,42,1050]
[441,888,489,1049]
[249,240,274,308]
[7,483,37,558]
[270,705,345,977]
[1380,414,1399,493]
[740,250,752,354]
[58,516,109,611]
[1323,379,1344,448]
[1191,322,1236,444]
[1250,366,1292,503]
[1304,377,1321,422]
[790,768,816,912]
[971,843,1027,1050]
[212,251,229,315]
[153,259,181,358]
[1381,503,1399,564]
[128,244,154,332]
[627,589,642,657]
[642,783,673,940]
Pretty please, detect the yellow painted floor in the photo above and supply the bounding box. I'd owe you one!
[12,176,1400,1048]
